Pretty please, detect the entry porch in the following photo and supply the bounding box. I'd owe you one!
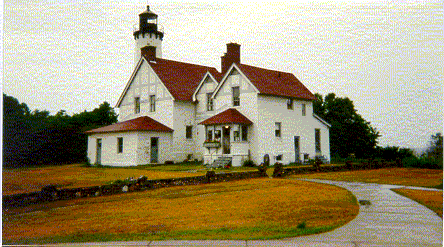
[199,108,253,167]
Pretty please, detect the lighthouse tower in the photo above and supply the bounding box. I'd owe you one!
[133,5,164,65]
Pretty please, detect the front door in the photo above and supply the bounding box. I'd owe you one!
[150,137,159,163]
[294,136,300,163]
[96,138,102,165]
[223,126,231,154]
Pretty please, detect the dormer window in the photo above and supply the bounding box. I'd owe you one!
[232,86,240,106]
[150,95,156,112]
[207,93,214,111]
[134,97,140,114]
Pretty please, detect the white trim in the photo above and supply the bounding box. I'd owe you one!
[115,57,175,108]
[313,113,331,128]
[212,63,260,99]
[192,72,219,101]
[115,57,144,107]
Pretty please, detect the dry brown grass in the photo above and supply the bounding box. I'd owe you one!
[3,178,359,244]
[2,164,206,195]
[392,188,443,218]
[289,168,443,188]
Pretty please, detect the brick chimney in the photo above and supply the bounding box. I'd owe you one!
[221,43,241,74]
[141,45,156,62]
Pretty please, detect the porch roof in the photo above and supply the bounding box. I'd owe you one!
[85,116,173,134]
[199,108,253,125]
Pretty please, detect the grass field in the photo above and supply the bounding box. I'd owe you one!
[2,163,209,195]
[392,188,443,218]
[288,168,443,188]
[3,178,359,244]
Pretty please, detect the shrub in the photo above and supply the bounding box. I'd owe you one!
[402,156,419,168]
[297,221,306,229]
[402,156,442,169]
[272,162,283,177]
[224,162,232,169]
[82,158,92,167]
[94,162,103,168]
[242,160,256,167]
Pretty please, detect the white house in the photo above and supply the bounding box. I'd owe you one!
[86,6,330,167]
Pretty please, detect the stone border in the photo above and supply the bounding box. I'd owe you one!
[3,160,397,209]
[3,170,266,208]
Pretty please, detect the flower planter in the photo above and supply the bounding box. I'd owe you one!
[203,141,221,148]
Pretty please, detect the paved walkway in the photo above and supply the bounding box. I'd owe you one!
[62,179,442,247]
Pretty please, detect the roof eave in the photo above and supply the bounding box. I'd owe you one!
[313,113,331,128]
[258,92,316,101]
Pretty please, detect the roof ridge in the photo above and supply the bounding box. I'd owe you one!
[239,63,293,75]
[150,57,220,71]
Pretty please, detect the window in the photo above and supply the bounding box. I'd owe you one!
[207,93,214,111]
[206,129,213,141]
[134,97,140,114]
[117,137,123,153]
[315,128,321,153]
[276,154,283,161]
[234,130,240,141]
[214,130,221,141]
[275,122,281,137]
[302,103,306,116]
[150,95,156,112]
[186,125,193,139]
[241,125,248,141]
[232,86,240,106]
[287,98,293,110]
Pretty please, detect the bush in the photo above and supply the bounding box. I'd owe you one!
[297,221,306,229]
[82,158,92,167]
[402,156,442,169]
[272,162,283,177]
[242,160,256,167]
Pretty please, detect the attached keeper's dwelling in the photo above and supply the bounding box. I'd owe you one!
[86,6,330,167]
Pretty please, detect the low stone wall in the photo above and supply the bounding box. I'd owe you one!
[280,160,397,177]
[3,170,266,209]
[3,161,397,209]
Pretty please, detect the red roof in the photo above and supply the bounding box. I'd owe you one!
[199,108,253,125]
[85,116,173,134]
[146,56,222,101]
[237,64,316,100]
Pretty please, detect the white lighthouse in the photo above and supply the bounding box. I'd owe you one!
[133,5,164,65]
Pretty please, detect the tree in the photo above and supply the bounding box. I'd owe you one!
[314,93,380,158]
[427,133,443,167]
[2,93,118,167]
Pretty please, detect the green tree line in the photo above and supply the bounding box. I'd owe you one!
[314,93,442,169]
[3,93,118,168]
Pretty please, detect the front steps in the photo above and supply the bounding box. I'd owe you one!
[207,156,232,169]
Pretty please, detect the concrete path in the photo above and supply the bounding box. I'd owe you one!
[61,179,442,247]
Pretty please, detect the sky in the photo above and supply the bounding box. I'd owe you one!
[2,0,443,151]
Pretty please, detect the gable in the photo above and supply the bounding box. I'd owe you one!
[116,59,173,108]
[213,65,258,99]
[192,72,219,101]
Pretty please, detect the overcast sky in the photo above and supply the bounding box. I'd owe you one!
[3,0,443,150]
